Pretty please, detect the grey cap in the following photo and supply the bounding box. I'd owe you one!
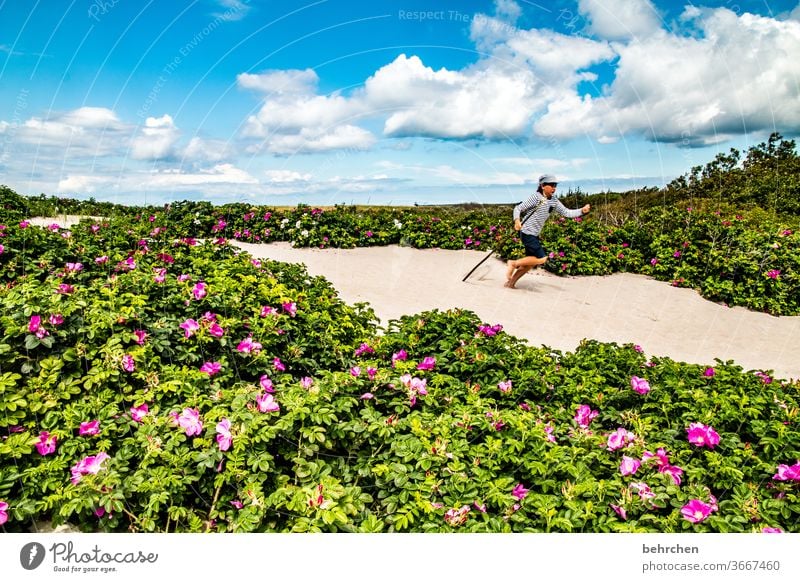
[538,174,558,184]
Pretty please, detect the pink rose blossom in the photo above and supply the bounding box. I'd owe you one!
[610,504,627,520]
[273,357,285,372]
[180,319,200,338]
[70,452,110,484]
[200,361,221,376]
[121,354,135,372]
[497,380,512,393]
[511,483,529,500]
[300,376,313,389]
[607,427,635,451]
[772,462,800,482]
[216,419,233,451]
[417,356,436,371]
[630,376,650,395]
[176,408,203,436]
[130,404,149,422]
[256,393,280,413]
[681,499,713,524]
[391,349,408,366]
[35,431,57,455]
[260,375,275,393]
[79,420,100,436]
[0,501,8,525]
[574,404,599,428]
[192,282,207,300]
[133,329,148,345]
[687,422,720,449]
[620,456,641,476]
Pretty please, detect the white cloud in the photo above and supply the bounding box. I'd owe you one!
[16,107,130,154]
[366,54,540,139]
[56,175,110,194]
[237,69,319,95]
[183,136,230,162]
[211,0,251,22]
[578,0,662,40]
[264,170,312,183]
[131,114,180,160]
[145,163,258,187]
[494,0,522,24]
[536,8,800,145]
[239,69,375,154]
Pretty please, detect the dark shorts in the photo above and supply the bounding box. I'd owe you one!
[520,233,546,259]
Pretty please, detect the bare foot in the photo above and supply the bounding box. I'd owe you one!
[506,260,516,281]
[504,280,516,288]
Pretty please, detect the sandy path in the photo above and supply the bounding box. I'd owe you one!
[234,242,800,381]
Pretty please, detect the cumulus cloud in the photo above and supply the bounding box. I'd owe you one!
[577,0,662,40]
[239,69,374,154]
[131,114,180,160]
[537,7,800,145]
[15,106,130,154]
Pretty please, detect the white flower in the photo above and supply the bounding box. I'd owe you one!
[301,229,309,237]
[295,220,302,228]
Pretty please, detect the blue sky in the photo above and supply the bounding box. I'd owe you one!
[1,0,799,206]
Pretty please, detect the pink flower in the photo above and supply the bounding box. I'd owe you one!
[574,404,599,428]
[511,483,529,500]
[497,380,512,393]
[231,500,244,509]
[200,361,221,376]
[95,255,108,264]
[417,356,436,371]
[642,448,670,468]
[180,319,200,338]
[236,336,262,354]
[273,357,285,372]
[282,302,297,317]
[687,422,720,449]
[762,527,783,533]
[443,505,470,527]
[0,501,8,525]
[65,262,83,272]
[772,462,800,482]
[391,349,408,366]
[681,499,713,524]
[133,330,148,345]
[473,501,487,513]
[519,402,531,411]
[766,269,781,279]
[19,220,30,228]
[28,315,43,333]
[256,393,280,413]
[620,456,641,476]
[130,404,149,422]
[360,392,374,400]
[208,322,225,337]
[121,354,135,372]
[703,367,715,377]
[79,420,100,436]
[607,427,635,451]
[259,375,275,393]
[176,408,203,436]
[0,244,4,255]
[35,431,57,455]
[216,419,233,451]
[630,376,650,395]
[70,452,110,484]
[661,464,684,486]
[300,376,313,389]
[56,283,74,294]
[630,482,656,502]
[350,366,361,377]
[153,267,167,283]
[192,282,207,300]
[354,343,374,357]
[610,504,627,520]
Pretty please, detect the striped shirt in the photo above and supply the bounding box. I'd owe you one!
[513,192,583,236]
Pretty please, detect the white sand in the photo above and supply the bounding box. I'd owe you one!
[235,242,800,381]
